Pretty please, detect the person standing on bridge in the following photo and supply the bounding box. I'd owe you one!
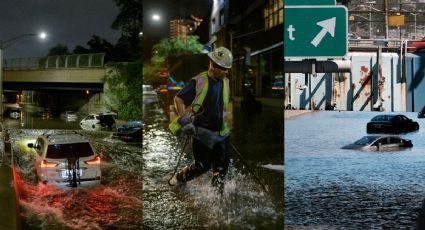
[168,47,233,194]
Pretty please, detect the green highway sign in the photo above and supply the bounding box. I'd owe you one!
[284,0,336,6]
[284,6,348,59]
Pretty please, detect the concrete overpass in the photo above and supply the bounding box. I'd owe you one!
[3,53,106,91]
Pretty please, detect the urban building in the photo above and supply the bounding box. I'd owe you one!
[207,0,283,98]
[169,16,203,40]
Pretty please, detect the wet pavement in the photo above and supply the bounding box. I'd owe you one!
[142,100,283,229]
[285,111,425,229]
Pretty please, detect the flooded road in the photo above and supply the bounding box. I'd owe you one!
[285,111,425,228]
[8,127,143,229]
[142,100,283,229]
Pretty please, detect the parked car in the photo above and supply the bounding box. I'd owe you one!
[366,114,419,133]
[143,84,159,104]
[60,111,78,121]
[112,120,143,142]
[418,106,425,118]
[27,132,101,187]
[32,108,53,119]
[80,112,116,131]
[342,135,413,151]
[143,84,157,96]
[9,109,20,119]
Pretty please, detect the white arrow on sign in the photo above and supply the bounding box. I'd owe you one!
[310,17,336,47]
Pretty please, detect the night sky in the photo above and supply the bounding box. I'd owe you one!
[0,0,122,59]
[143,0,212,58]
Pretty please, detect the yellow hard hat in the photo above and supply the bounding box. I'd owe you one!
[208,47,233,69]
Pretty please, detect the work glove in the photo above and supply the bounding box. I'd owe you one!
[178,112,196,136]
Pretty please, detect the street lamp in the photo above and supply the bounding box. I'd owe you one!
[0,32,47,117]
[152,14,161,21]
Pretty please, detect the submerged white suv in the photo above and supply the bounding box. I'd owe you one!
[80,112,116,131]
[28,132,101,187]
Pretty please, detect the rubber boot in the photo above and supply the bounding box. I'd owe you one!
[169,166,190,186]
[211,171,225,195]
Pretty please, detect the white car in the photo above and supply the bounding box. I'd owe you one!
[27,132,101,187]
[143,84,157,96]
[9,110,20,119]
[80,112,116,131]
[60,111,78,121]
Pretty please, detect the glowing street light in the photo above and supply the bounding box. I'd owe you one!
[39,32,47,40]
[152,14,161,21]
[0,32,47,117]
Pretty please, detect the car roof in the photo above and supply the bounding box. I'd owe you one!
[40,132,89,145]
[371,114,404,121]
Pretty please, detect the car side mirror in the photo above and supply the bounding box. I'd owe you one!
[27,143,34,148]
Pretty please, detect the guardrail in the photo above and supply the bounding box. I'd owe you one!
[3,53,105,70]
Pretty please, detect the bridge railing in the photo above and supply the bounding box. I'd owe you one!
[3,53,105,70]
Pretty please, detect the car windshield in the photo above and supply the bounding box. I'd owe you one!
[126,121,142,128]
[46,142,94,159]
[354,136,381,145]
[371,115,393,121]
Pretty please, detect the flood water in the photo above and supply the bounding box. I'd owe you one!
[285,111,425,229]
[7,127,143,229]
[142,100,283,229]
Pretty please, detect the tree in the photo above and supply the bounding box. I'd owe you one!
[111,0,142,62]
[151,36,204,65]
[111,0,142,35]
[144,36,203,86]
[73,45,90,54]
[87,35,114,53]
[103,61,142,120]
[47,43,70,56]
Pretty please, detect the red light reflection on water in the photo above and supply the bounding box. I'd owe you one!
[15,172,142,229]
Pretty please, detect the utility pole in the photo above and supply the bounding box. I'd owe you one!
[384,0,388,39]
[399,0,402,40]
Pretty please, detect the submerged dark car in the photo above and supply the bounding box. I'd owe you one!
[366,114,419,133]
[112,121,143,142]
[342,135,413,151]
[418,106,425,118]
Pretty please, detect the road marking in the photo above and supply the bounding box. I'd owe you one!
[311,17,336,47]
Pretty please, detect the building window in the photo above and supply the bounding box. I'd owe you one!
[264,0,283,30]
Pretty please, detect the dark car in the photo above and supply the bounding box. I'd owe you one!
[418,106,425,118]
[366,114,419,133]
[342,135,413,151]
[112,120,143,142]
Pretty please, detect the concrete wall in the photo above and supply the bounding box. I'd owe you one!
[285,51,425,112]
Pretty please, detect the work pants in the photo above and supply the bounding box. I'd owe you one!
[179,137,229,192]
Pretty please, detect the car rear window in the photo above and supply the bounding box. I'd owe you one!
[372,115,392,121]
[354,136,380,145]
[46,142,94,159]
[99,115,115,124]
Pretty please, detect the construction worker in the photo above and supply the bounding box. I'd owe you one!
[169,47,232,193]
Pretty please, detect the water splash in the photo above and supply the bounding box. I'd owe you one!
[179,167,281,229]
[18,179,142,229]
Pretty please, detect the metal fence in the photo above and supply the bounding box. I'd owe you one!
[3,53,105,70]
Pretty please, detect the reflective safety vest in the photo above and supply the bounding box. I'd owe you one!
[169,71,230,136]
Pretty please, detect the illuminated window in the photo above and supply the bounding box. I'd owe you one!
[264,0,283,30]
